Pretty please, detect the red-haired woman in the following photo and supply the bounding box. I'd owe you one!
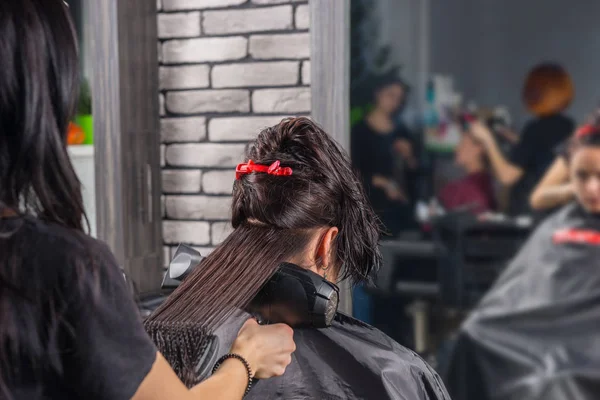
[471,63,575,216]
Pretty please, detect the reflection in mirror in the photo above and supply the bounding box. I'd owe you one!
[348,1,600,398]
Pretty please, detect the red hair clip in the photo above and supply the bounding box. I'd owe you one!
[575,124,599,138]
[236,160,293,180]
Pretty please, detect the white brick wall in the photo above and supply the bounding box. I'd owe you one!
[163,220,210,245]
[159,65,209,90]
[212,62,299,88]
[295,5,309,30]
[166,90,250,114]
[158,0,310,260]
[162,37,247,64]
[252,0,304,4]
[164,0,246,11]
[157,12,201,38]
[203,6,293,35]
[249,33,309,59]
[165,143,246,167]
[302,61,311,85]
[202,170,235,194]
[252,88,310,113]
[165,195,232,220]
[209,116,286,141]
[161,117,207,142]
[162,170,202,193]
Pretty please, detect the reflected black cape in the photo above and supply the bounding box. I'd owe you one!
[445,203,600,400]
[211,312,450,400]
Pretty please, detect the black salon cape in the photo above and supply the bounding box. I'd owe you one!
[445,203,600,400]
[211,312,450,400]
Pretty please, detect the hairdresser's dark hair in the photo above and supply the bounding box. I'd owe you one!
[0,0,84,228]
[373,75,410,95]
[0,0,85,397]
[371,75,410,112]
[146,117,382,385]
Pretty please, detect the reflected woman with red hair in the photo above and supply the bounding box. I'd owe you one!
[471,63,575,216]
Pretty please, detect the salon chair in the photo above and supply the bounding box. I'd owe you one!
[433,213,531,309]
[367,238,440,354]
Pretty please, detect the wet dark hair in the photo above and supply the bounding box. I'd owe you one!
[0,1,85,397]
[146,117,382,385]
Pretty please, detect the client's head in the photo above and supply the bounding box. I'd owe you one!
[149,117,381,328]
[146,118,381,386]
[233,117,381,283]
[455,132,487,174]
[569,117,600,213]
[456,116,489,174]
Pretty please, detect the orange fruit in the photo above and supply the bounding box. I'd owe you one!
[67,122,85,145]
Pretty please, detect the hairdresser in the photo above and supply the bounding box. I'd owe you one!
[351,76,419,236]
[0,1,294,399]
[470,63,575,216]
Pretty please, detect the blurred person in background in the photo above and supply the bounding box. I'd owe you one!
[471,63,575,216]
[351,76,419,237]
[438,117,497,214]
[0,1,294,399]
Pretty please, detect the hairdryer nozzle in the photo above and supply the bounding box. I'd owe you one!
[162,244,204,290]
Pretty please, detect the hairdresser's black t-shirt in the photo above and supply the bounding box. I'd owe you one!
[508,114,574,216]
[0,216,156,399]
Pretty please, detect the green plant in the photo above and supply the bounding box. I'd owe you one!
[77,77,92,115]
[350,104,376,127]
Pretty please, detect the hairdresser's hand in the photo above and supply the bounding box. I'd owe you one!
[496,126,519,144]
[385,185,408,203]
[395,139,417,168]
[372,175,389,189]
[373,175,407,202]
[231,319,295,379]
[469,121,495,147]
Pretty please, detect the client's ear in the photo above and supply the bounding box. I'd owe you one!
[316,227,339,280]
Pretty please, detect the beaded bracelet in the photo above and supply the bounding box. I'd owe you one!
[212,353,253,396]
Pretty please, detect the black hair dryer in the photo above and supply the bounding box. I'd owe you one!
[163,244,340,328]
